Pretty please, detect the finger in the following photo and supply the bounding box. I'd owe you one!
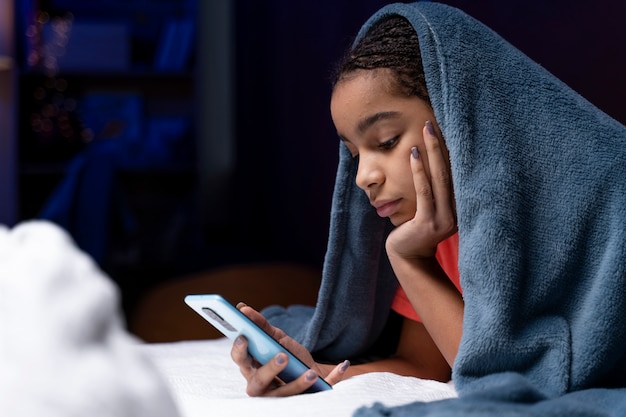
[259,369,321,397]
[238,305,288,341]
[245,352,293,397]
[230,335,256,379]
[238,304,266,327]
[323,360,351,385]
[424,121,457,236]
[423,121,452,201]
[237,303,268,328]
[410,143,435,220]
[231,335,291,397]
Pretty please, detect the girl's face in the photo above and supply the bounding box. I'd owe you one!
[330,69,441,227]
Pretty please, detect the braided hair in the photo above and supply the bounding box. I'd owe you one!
[332,15,430,105]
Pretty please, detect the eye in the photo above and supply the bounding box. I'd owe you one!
[378,136,399,150]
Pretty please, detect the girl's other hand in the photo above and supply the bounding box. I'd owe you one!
[386,121,456,260]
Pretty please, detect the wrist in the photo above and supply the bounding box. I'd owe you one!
[386,246,437,263]
[385,236,438,261]
[386,252,445,289]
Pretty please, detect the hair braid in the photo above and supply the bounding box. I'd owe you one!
[333,15,430,104]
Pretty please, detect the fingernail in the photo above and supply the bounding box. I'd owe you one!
[425,120,436,135]
[305,370,317,382]
[235,336,245,346]
[236,302,247,310]
[275,353,286,365]
[340,359,350,373]
[411,147,419,159]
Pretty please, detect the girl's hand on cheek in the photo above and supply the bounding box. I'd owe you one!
[386,121,456,260]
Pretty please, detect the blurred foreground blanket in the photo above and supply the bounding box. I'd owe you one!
[0,221,180,417]
[266,2,626,416]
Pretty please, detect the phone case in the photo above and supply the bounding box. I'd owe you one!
[184,294,332,393]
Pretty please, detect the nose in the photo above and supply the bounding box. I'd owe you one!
[355,154,384,191]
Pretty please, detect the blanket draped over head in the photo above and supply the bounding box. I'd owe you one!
[264,1,626,415]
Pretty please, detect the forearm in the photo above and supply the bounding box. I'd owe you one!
[318,356,450,382]
[386,254,463,367]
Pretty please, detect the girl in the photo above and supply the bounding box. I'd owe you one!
[231,2,626,407]
[231,14,463,396]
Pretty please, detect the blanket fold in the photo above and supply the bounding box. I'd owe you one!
[264,144,397,360]
[266,1,626,415]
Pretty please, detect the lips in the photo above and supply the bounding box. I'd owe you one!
[373,199,401,218]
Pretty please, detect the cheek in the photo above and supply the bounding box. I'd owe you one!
[393,160,416,198]
[391,165,418,221]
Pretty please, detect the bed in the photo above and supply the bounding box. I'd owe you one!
[129,261,457,416]
[0,221,456,417]
[142,338,457,417]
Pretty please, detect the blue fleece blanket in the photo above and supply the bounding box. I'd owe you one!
[265,2,626,415]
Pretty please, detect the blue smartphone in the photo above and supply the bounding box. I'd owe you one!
[184,294,332,393]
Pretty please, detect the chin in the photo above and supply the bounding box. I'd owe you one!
[388,214,411,227]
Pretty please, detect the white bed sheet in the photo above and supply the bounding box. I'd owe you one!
[141,338,458,417]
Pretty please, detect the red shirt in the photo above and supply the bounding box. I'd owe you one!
[391,232,461,321]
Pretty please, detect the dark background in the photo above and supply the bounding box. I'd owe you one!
[5,0,626,319]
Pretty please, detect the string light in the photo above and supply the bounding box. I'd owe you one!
[26,11,88,158]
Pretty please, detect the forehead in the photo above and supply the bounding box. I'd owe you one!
[333,69,395,99]
[331,70,397,116]
[331,69,425,134]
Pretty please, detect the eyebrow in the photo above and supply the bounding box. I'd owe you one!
[357,111,401,134]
